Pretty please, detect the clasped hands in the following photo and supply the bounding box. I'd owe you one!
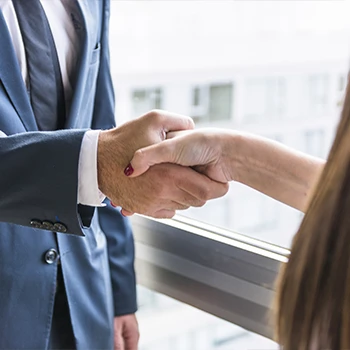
[97,110,233,218]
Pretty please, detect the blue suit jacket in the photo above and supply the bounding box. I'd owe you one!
[0,1,136,349]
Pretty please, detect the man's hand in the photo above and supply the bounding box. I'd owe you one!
[126,129,236,183]
[114,314,139,350]
[97,111,229,218]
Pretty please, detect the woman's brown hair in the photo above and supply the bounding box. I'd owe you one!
[274,80,350,350]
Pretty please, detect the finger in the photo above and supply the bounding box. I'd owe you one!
[152,209,176,219]
[125,338,138,350]
[153,110,195,133]
[170,191,206,208]
[121,209,134,217]
[123,200,188,218]
[169,201,190,211]
[166,130,192,139]
[124,332,139,350]
[146,201,189,216]
[114,332,125,350]
[177,169,229,201]
[122,204,190,216]
[127,140,177,178]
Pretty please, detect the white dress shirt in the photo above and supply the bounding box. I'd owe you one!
[0,0,104,207]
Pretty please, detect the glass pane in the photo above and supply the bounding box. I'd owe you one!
[244,78,286,122]
[137,286,278,350]
[132,88,163,118]
[110,1,350,247]
[308,75,329,116]
[209,84,233,121]
[304,129,325,158]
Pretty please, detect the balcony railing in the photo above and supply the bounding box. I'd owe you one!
[131,215,289,339]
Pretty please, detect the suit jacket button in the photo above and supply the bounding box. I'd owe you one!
[44,249,59,264]
[53,222,67,233]
[42,221,54,230]
[30,219,42,229]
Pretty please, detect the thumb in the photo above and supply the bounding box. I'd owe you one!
[125,139,177,178]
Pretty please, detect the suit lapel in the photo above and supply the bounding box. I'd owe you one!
[0,9,38,131]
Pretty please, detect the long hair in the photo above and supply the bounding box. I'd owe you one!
[274,80,350,350]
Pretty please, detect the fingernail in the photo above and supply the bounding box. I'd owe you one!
[110,201,116,208]
[120,209,126,217]
[124,163,134,176]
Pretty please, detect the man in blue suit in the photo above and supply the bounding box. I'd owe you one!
[0,0,228,349]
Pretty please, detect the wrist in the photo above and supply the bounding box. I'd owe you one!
[233,131,263,185]
[219,131,244,183]
[97,129,126,200]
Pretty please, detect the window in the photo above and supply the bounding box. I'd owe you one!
[137,286,278,350]
[191,84,233,124]
[184,196,231,229]
[304,129,325,158]
[244,78,286,123]
[232,186,279,234]
[209,84,233,122]
[111,1,349,249]
[132,88,163,117]
[308,75,329,116]
[109,1,350,346]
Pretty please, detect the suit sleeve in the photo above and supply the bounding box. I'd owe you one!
[0,129,89,235]
[91,0,137,316]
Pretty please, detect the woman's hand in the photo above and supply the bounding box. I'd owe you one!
[126,129,236,183]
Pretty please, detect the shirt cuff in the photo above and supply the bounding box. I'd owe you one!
[78,130,106,207]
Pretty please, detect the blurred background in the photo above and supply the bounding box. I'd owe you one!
[109,1,350,349]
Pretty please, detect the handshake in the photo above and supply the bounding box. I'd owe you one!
[97,110,235,218]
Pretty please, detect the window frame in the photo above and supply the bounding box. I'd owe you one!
[131,214,289,340]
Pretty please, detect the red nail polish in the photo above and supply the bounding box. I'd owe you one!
[121,210,126,217]
[124,164,134,176]
[110,201,116,208]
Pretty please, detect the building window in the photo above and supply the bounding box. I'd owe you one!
[244,77,286,123]
[304,129,325,158]
[191,83,233,124]
[132,88,163,117]
[308,74,329,115]
[192,87,201,107]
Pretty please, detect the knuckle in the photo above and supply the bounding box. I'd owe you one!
[214,183,229,198]
[186,116,195,129]
[134,148,144,162]
[147,109,163,123]
[223,183,230,194]
[198,186,211,201]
